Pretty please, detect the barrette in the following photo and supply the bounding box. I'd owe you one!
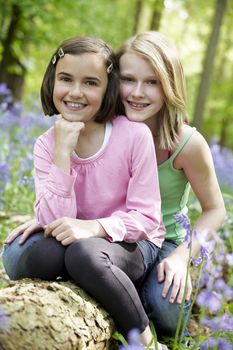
[52,47,65,65]
[52,55,56,65]
[58,47,65,58]
[107,63,113,74]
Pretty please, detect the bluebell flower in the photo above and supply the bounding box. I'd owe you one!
[174,213,191,244]
[226,253,233,266]
[210,139,233,191]
[118,329,144,350]
[0,82,11,95]
[196,290,222,313]
[0,308,9,330]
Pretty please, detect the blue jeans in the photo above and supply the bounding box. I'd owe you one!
[139,240,191,340]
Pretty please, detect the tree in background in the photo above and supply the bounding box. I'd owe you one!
[192,0,227,130]
[133,0,164,33]
[0,3,31,100]
[0,0,137,101]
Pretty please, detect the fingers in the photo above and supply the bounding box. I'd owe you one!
[19,223,42,244]
[157,262,165,282]
[157,261,173,299]
[44,218,63,236]
[4,220,35,244]
[169,273,182,303]
[161,271,173,299]
[158,260,192,304]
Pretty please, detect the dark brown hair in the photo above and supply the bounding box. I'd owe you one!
[40,36,119,123]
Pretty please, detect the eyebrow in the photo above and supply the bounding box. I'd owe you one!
[120,73,158,79]
[57,72,101,82]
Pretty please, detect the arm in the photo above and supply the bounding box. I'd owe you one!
[45,123,164,245]
[158,131,226,303]
[34,119,85,225]
[98,124,164,243]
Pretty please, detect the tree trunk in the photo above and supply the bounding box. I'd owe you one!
[149,0,163,31]
[0,4,27,100]
[192,0,227,130]
[133,0,143,34]
[0,273,117,350]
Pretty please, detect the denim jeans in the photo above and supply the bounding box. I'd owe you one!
[139,240,191,340]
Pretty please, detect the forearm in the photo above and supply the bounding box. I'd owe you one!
[34,164,77,225]
[191,206,226,256]
[53,149,71,175]
[173,206,226,260]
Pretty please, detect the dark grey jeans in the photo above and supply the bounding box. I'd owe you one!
[2,232,159,336]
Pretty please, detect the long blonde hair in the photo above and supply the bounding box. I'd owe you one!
[116,31,187,150]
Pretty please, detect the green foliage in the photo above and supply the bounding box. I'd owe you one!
[1,0,233,148]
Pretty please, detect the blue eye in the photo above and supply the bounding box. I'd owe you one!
[120,76,134,83]
[147,80,158,85]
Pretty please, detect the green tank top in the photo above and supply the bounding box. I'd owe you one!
[158,128,196,244]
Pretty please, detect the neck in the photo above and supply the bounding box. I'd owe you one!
[75,122,106,158]
[144,116,158,136]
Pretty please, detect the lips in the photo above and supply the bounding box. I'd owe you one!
[64,101,87,109]
[127,100,150,109]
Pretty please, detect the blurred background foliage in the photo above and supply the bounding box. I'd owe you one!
[0,3,232,344]
[0,0,233,148]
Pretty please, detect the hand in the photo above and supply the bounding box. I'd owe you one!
[54,117,85,155]
[157,254,192,304]
[44,217,105,246]
[4,219,42,245]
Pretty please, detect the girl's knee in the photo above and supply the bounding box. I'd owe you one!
[3,233,66,280]
[65,240,94,268]
[2,232,44,280]
[65,239,104,277]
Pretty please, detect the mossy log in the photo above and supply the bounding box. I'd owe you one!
[0,274,117,350]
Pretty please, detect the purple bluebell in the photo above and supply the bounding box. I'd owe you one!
[0,307,9,330]
[0,82,11,95]
[118,329,145,350]
[202,313,233,332]
[196,290,222,313]
[226,253,233,266]
[210,139,233,191]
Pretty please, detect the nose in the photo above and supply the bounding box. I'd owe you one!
[69,83,83,98]
[131,82,144,98]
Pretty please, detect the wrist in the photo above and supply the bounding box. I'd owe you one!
[91,221,106,237]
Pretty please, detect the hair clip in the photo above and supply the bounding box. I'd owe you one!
[52,48,65,65]
[52,55,56,65]
[58,47,64,58]
[107,63,113,74]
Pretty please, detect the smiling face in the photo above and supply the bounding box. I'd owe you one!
[119,52,165,123]
[53,53,108,124]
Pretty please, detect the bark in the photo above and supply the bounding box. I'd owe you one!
[192,0,227,130]
[149,0,163,31]
[133,0,143,34]
[0,4,29,100]
[0,272,117,350]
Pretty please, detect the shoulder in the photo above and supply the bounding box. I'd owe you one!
[179,125,209,153]
[113,115,152,138]
[173,124,212,170]
[177,125,212,168]
[34,126,55,151]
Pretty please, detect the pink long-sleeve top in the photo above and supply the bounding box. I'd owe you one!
[34,116,165,247]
